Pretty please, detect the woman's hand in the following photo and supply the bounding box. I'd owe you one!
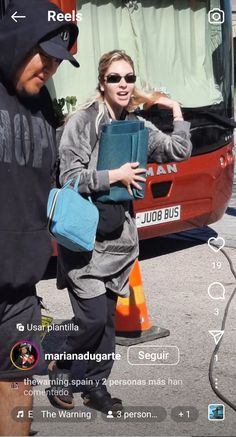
[109,162,146,196]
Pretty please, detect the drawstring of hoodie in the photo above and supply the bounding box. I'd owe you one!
[15,97,34,166]
[16,98,27,166]
[43,115,56,173]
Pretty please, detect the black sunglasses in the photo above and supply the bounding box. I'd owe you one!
[105,74,136,84]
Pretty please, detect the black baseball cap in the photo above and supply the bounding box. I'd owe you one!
[39,28,80,68]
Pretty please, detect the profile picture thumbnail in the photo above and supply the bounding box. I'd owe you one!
[10,341,39,371]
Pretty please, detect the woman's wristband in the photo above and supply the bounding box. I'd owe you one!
[173,116,184,121]
[173,108,183,120]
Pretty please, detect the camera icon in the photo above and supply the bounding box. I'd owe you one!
[208,8,225,24]
[16,323,25,332]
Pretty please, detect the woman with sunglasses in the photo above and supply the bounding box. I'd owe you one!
[48,50,192,414]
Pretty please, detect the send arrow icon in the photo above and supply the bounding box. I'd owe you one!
[209,330,224,345]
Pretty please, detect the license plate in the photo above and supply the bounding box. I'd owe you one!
[136,205,181,228]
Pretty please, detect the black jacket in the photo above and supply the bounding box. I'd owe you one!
[0,0,78,288]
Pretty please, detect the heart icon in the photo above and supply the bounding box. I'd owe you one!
[208,237,225,252]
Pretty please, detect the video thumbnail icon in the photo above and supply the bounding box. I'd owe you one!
[208,404,225,421]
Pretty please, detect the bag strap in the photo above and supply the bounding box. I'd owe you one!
[62,179,73,189]
[72,174,93,204]
[131,134,138,162]
[73,175,80,191]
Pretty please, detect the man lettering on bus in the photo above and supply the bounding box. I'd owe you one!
[0,0,79,435]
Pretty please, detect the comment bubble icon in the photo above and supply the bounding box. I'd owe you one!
[208,282,225,300]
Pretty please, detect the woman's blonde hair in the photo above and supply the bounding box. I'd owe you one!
[77,49,165,133]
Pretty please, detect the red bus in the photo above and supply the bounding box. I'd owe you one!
[48,0,234,242]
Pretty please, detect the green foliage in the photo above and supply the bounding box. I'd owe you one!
[53,96,77,125]
[65,96,77,107]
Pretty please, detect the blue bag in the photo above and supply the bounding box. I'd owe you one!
[95,120,149,202]
[47,176,99,252]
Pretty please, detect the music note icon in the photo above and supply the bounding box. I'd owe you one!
[16,410,24,418]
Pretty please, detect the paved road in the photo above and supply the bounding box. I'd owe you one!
[29,181,236,437]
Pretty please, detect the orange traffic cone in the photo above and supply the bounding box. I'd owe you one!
[115,260,170,345]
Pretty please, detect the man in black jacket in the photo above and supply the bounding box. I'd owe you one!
[0,0,79,434]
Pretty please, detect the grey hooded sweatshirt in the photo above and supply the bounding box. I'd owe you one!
[57,102,192,298]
